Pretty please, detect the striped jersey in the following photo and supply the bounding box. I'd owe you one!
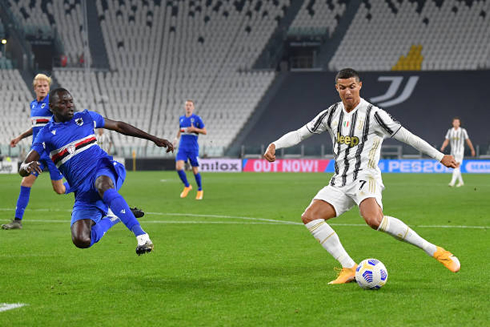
[445,127,469,157]
[32,110,108,191]
[30,95,51,144]
[179,114,205,151]
[305,98,401,187]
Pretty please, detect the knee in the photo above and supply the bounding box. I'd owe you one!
[301,212,315,225]
[362,213,383,230]
[72,235,91,249]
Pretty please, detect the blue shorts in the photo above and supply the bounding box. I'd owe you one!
[176,148,200,167]
[32,154,63,181]
[71,158,126,226]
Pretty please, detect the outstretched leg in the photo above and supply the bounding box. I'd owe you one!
[360,198,460,272]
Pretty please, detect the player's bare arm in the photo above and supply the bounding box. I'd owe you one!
[104,118,174,153]
[19,149,42,177]
[440,139,449,152]
[466,138,476,156]
[264,143,276,162]
[10,127,34,147]
[186,123,207,135]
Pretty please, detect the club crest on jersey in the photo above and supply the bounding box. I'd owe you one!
[191,118,195,123]
[336,132,360,147]
[75,118,84,126]
[41,103,46,108]
[67,145,76,154]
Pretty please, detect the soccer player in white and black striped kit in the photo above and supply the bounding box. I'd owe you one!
[440,117,475,187]
[264,68,461,284]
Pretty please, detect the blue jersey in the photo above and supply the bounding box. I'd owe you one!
[32,110,108,191]
[30,95,51,145]
[179,114,204,152]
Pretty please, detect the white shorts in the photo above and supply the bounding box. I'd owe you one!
[453,154,463,165]
[313,177,384,217]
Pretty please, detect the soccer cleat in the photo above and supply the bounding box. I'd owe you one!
[180,185,193,198]
[196,190,203,200]
[130,207,144,218]
[136,233,154,256]
[456,182,464,188]
[328,265,358,284]
[433,246,460,273]
[1,219,22,230]
[448,183,455,187]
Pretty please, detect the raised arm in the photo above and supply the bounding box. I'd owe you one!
[264,126,312,162]
[19,149,41,177]
[393,127,457,168]
[104,118,174,153]
[10,127,33,147]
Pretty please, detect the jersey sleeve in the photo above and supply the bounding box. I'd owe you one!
[196,116,205,128]
[372,108,402,138]
[445,129,451,139]
[305,109,330,134]
[88,111,105,128]
[32,130,46,155]
[462,128,469,140]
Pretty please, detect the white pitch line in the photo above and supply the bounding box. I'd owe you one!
[0,303,27,313]
[0,208,487,229]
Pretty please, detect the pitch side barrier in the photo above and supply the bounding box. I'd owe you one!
[241,159,490,173]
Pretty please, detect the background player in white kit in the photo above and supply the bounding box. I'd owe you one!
[440,117,475,187]
[264,68,460,284]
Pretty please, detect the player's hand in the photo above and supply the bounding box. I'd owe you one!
[440,155,457,168]
[264,143,276,162]
[186,123,196,133]
[20,161,42,176]
[471,149,476,157]
[172,137,178,148]
[10,137,20,148]
[154,138,174,153]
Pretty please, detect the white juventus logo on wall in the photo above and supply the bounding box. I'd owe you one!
[370,76,419,108]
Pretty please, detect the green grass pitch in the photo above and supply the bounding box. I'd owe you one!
[0,171,489,326]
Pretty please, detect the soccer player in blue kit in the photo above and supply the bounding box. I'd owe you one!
[173,100,207,200]
[19,88,174,255]
[2,74,68,230]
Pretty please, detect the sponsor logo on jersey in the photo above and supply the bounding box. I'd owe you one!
[336,132,360,147]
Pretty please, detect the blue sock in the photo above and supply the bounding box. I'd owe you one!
[64,181,73,194]
[177,170,190,187]
[15,186,31,220]
[194,173,202,191]
[102,189,146,236]
[90,216,120,247]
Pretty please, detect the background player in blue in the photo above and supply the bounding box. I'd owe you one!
[2,74,68,230]
[173,100,207,200]
[19,88,174,255]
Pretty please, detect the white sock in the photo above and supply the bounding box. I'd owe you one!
[305,219,356,268]
[378,216,437,256]
[456,168,463,184]
[450,170,457,185]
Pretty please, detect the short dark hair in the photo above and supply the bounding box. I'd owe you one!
[452,117,462,125]
[49,87,70,106]
[335,68,360,83]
